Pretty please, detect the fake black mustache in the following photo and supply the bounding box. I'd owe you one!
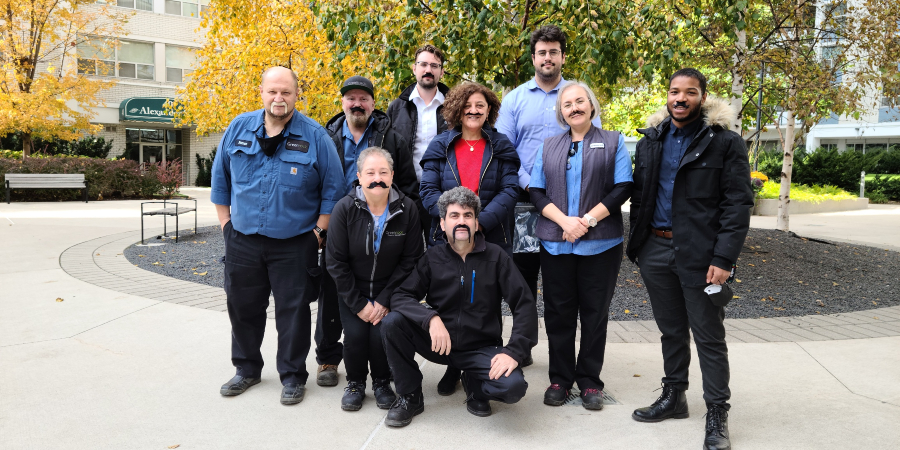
[422,73,435,79]
[568,110,585,118]
[673,101,689,109]
[465,112,483,117]
[350,107,366,114]
[366,181,389,189]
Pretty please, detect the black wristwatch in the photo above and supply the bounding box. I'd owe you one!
[314,226,327,240]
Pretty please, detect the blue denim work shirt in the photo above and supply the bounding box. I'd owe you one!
[341,116,374,194]
[530,135,633,255]
[210,109,343,239]
[495,77,602,189]
[651,119,702,229]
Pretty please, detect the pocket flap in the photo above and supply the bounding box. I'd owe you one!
[279,151,311,164]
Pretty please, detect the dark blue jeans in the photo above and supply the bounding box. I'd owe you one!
[224,223,320,385]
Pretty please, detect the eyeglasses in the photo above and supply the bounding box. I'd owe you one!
[415,62,443,70]
[535,49,562,58]
[566,143,578,170]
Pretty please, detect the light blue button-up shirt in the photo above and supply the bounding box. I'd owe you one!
[530,135,633,255]
[341,116,374,194]
[210,109,343,239]
[496,77,602,189]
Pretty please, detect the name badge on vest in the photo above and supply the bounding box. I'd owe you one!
[285,139,310,153]
[590,142,605,149]
[234,139,252,148]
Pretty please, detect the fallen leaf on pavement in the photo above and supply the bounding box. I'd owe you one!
[196,271,208,276]
[56,298,64,302]
[168,446,180,449]
[624,309,630,314]
[633,374,641,377]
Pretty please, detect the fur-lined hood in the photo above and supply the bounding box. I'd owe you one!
[644,96,736,130]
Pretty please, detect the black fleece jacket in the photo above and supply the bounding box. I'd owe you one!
[389,232,538,363]
[325,185,423,314]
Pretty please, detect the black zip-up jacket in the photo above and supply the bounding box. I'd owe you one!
[390,232,538,364]
[386,82,451,158]
[626,97,754,286]
[324,109,419,201]
[325,184,423,314]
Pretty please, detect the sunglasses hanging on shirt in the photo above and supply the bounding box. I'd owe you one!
[567,142,579,171]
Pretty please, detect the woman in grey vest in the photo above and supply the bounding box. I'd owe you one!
[528,81,633,410]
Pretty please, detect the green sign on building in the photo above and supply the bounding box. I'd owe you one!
[119,97,175,123]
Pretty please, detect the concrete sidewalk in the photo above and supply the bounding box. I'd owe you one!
[1,191,898,449]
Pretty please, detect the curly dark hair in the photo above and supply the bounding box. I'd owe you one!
[530,25,567,55]
[441,82,501,128]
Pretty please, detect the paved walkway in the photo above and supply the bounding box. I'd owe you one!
[1,191,899,449]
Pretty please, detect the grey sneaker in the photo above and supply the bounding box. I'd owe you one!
[220,375,260,396]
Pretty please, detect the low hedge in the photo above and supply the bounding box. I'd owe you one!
[866,175,900,203]
[756,181,855,203]
[0,156,182,201]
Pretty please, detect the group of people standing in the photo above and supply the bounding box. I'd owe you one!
[210,24,753,450]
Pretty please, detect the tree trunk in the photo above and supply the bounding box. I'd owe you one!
[776,108,795,231]
[729,28,746,133]
[22,133,34,158]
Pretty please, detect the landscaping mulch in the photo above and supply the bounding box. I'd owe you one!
[124,221,900,320]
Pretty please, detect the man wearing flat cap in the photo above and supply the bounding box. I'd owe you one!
[313,75,419,387]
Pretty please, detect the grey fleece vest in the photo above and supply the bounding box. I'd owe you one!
[535,126,624,242]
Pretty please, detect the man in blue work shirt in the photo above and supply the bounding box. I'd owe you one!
[211,66,344,405]
[494,25,602,368]
[314,75,419,387]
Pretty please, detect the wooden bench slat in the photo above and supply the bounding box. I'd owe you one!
[8,184,87,188]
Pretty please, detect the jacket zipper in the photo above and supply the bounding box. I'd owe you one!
[477,132,494,192]
[446,130,462,186]
[368,201,404,299]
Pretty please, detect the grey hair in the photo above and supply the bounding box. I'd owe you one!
[357,147,394,172]
[555,81,601,128]
[438,187,481,219]
[260,66,299,90]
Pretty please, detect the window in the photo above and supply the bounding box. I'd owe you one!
[110,0,153,11]
[78,38,154,80]
[165,46,197,83]
[165,0,210,17]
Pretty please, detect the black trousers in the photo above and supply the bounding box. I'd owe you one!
[224,223,320,385]
[381,312,528,403]
[314,251,344,366]
[638,234,731,407]
[337,297,391,383]
[540,244,622,391]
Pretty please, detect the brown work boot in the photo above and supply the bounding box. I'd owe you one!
[316,364,339,387]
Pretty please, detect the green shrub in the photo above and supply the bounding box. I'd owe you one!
[866,190,889,204]
[867,174,900,201]
[195,147,216,187]
[758,147,882,193]
[873,145,900,174]
[0,156,181,201]
[757,180,855,203]
[0,134,113,158]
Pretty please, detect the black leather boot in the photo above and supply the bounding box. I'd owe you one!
[372,378,397,410]
[385,388,424,427]
[341,381,366,411]
[437,366,461,396]
[461,372,491,417]
[632,384,689,422]
[704,404,731,450]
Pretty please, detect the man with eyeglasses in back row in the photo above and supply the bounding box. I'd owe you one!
[387,44,451,242]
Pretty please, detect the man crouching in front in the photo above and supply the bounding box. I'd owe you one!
[381,186,538,427]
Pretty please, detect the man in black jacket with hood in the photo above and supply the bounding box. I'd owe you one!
[627,68,753,450]
[381,187,538,427]
[315,75,419,387]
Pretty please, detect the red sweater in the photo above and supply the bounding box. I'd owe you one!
[454,138,486,196]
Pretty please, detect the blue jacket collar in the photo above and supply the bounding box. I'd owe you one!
[245,108,304,137]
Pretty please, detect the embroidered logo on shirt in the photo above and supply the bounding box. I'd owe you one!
[235,139,252,148]
[590,142,605,149]
[290,167,298,175]
[385,231,406,237]
[285,139,310,152]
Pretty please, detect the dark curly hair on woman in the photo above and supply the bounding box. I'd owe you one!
[441,82,501,128]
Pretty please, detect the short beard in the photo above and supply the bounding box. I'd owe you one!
[417,77,437,90]
[668,102,703,123]
[347,111,371,128]
[266,103,292,121]
[536,64,561,82]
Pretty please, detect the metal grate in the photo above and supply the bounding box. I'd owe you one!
[564,388,622,406]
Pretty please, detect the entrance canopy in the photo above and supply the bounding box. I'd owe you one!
[119,97,176,123]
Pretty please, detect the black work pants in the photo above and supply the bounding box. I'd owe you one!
[224,223,320,386]
[638,234,731,408]
[337,298,390,383]
[314,251,344,366]
[540,244,622,391]
[381,312,528,403]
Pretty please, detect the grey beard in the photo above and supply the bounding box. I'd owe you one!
[347,112,370,128]
[266,108,292,121]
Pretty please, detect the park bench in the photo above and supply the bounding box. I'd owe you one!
[5,173,88,204]
[141,199,197,244]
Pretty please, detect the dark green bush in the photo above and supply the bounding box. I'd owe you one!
[0,156,181,201]
[868,175,900,201]
[0,133,113,158]
[873,145,900,174]
[759,147,882,193]
[195,147,216,187]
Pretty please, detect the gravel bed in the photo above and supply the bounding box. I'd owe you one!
[125,222,900,320]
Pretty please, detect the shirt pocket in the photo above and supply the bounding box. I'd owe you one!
[684,159,723,199]
[277,151,312,190]
[229,149,256,185]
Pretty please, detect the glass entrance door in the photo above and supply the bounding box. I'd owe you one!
[141,144,164,165]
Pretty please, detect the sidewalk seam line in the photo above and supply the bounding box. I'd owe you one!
[794,342,900,408]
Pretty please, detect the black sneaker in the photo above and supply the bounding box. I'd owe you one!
[580,388,604,410]
[461,373,491,417]
[385,389,425,428]
[219,375,260,396]
[704,404,731,450]
[543,383,569,406]
[372,378,397,410]
[341,381,366,411]
[280,383,306,405]
[437,366,461,396]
